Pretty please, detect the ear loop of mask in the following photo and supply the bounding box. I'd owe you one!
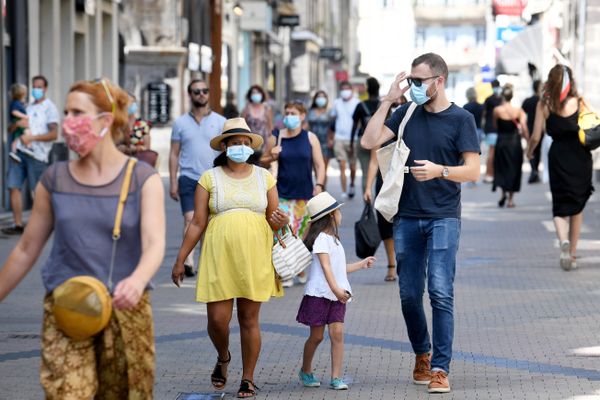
[559,65,571,102]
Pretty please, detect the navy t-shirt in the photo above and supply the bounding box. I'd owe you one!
[384,102,480,219]
[463,101,483,129]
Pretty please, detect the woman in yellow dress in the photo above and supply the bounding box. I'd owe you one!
[172,118,288,398]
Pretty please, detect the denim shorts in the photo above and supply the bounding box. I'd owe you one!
[178,175,198,214]
[485,132,498,146]
[7,151,48,191]
[296,295,346,326]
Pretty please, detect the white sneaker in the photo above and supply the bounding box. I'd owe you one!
[282,279,294,288]
[341,193,348,201]
[560,240,571,271]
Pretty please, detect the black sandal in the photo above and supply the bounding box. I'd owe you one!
[384,265,397,282]
[211,351,231,390]
[237,379,259,398]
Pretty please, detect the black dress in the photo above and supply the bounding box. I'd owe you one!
[493,118,523,192]
[546,111,594,217]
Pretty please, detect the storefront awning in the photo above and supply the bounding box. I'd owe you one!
[497,23,547,75]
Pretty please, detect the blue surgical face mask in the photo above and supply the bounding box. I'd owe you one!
[250,93,263,104]
[410,82,431,105]
[283,115,301,130]
[32,88,44,101]
[226,144,254,163]
[128,102,138,116]
[315,97,327,108]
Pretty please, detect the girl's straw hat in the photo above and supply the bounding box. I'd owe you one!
[210,118,264,151]
[307,192,344,222]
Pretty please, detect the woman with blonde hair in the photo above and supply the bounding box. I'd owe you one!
[0,78,165,398]
[527,65,594,270]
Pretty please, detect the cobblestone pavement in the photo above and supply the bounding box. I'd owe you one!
[1,167,599,399]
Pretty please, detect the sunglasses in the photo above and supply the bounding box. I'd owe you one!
[90,78,116,114]
[191,88,210,95]
[407,76,439,87]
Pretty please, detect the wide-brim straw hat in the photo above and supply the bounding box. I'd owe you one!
[210,117,264,151]
[307,192,344,222]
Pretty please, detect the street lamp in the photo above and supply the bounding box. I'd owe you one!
[233,2,244,16]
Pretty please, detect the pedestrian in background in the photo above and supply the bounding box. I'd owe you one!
[307,90,334,188]
[262,102,326,287]
[331,80,360,200]
[363,94,407,282]
[352,76,381,194]
[522,80,543,184]
[118,93,152,154]
[492,84,528,208]
[463,87,484,148]
[361,53,480,394]
[241,84,273,161]
[482,79,502,183]
[7,83,29,163]
[297,192,375,391]
[171,118,288,398]
[0,78,166,398]
[223,91,240,119]
[527,65,593,271]
[3,75,59,236]
[169,79,225,277]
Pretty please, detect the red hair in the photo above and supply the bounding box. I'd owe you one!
[68,78,130,141]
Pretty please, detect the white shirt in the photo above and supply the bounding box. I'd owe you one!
[304,232,352,301]
[16,98,59,163]
[331,97,360,141]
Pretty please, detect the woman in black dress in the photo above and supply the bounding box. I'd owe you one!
[527,65,594,270]
[492,85,528,208]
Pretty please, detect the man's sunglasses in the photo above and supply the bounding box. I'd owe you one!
[90,78,116,114]
[407,76,439,87]
[191,88,210,95]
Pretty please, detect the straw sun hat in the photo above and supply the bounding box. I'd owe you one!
[209,118,264,151]
[307,192,344,222]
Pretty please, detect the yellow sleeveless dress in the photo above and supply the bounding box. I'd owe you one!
[196,166,283,302]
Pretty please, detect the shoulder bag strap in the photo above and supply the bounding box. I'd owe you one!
[108,157,138,291]
[396,102,418,147]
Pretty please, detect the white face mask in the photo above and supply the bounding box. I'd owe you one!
[340,89,353,100]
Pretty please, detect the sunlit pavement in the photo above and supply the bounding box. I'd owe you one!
[1,158,600,399]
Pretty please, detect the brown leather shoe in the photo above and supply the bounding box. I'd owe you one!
[428,370,450,393]
[412,352,431,385]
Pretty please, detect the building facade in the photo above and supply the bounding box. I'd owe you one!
[1,0,119,210]
[413,0,490,105]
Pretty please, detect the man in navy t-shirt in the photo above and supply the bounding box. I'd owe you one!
[361,53,480,394]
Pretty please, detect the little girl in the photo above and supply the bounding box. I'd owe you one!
[296,191,375,390]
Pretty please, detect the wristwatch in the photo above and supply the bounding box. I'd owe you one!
[441,166,449,178]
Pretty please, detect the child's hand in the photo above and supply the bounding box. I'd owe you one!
[362,256,376,269]
[332,287,351,304]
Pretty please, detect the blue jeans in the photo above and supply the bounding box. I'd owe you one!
[7,151,48,191]
[393,217,460,373]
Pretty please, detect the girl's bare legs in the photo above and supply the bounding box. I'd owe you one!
[207,300,234,382]
[507,192,515,208]
[302,325,325,373]
[329,322,344,379]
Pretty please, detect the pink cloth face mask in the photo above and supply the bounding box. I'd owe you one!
[62,114,109,157]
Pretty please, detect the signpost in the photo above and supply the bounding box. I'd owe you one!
[146,82,171,125]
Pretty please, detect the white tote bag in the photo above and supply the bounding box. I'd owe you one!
[374,102,417,222]
[272,225,313,281]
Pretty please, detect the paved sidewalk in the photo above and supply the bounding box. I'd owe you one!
[1,170,599,399]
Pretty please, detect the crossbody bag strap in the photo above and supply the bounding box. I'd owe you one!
[108,157,137,291]
[396,102,418,148]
